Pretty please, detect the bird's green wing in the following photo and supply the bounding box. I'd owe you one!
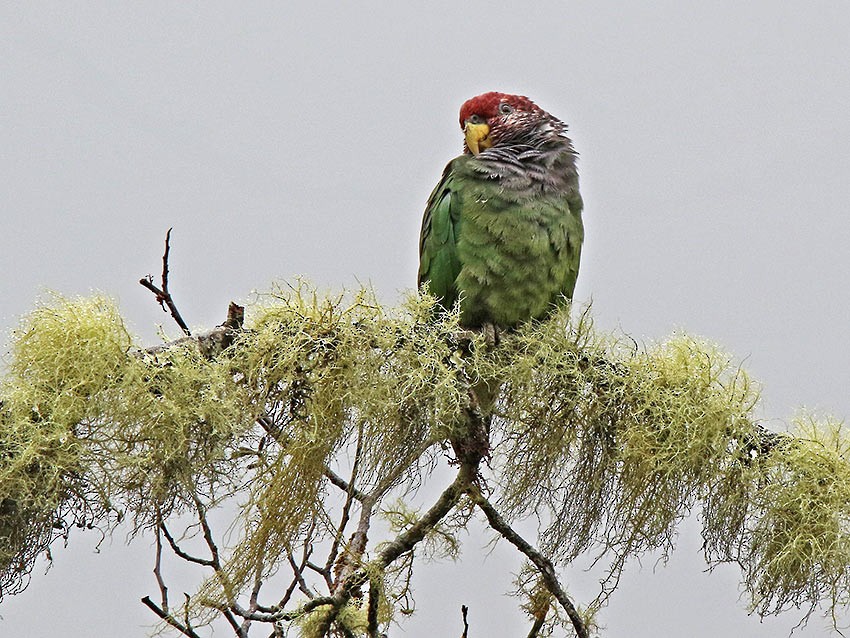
[418,160,462,311]
[559,188,585,301]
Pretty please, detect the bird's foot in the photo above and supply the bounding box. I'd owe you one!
[481,322,500,348]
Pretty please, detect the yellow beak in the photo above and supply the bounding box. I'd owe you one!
[464,122,492,155]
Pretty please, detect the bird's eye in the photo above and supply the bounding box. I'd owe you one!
[498,102,514,115]
[469,114,483,124]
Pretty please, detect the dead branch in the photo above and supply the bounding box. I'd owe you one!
[470,490,588,638]
[154,515,169,613]
[160,521,215,568]
[526,612,546,638]
[141,596,203,638]
[287,552,315,598]
[461,604,469,638]
[367,579,380,638]
[326,425,366,581]
[139,228,192,336]
[241,558,266,636]
[141,510,206,637]
[142,302,244,356]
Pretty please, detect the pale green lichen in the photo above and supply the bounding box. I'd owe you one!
[294,602,368,638]
[1,285,849,632]
[743,414,850,620]
[0,295,132,590]
[493,313,761,574]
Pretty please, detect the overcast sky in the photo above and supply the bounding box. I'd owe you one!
[2,2,849,636]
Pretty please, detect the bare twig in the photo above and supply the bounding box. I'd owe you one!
[266,458,480,634]
[367,579,380,638]
[241,559,266,636]
[461,604,469,638]
[187,492,243,636]
[269,572,303,617]
[143,511,207,637]
[153,516,169,612]
[160,522,215,567]
[145,501,248,635]
[326,425,366,581]
[323,466,368,502]
[526,611,547,638]
[141,596,203,638]
[191,493,221,570]
[139,228,192,336]
[257,529,317,615]
[287,551,314,598]
[470,491,588,638]
[304,560,330,580]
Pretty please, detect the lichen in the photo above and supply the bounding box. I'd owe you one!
[1,285,848,630]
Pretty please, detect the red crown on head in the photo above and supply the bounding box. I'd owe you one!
[459,92,539,128]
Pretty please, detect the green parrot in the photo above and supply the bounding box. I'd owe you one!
[418,92,583,328]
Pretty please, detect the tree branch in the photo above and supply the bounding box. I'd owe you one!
[191,492,221,570]
[461,604,469,638]
[143,511,213,637]
[526,610,547,638]
[139,228,192,337]
[367,579,380,638]
[326,426,367,582]
[261,457,480,634]
[160,521,215,567]
[142,302,244,356]
[141,596,203,638]
[470,490,588,638]
[153,518,169,611]
[187,492,243,635]
[220,595,339,623]
[378,459,477,568]
[287,551,315,598]
[241,558,266,636]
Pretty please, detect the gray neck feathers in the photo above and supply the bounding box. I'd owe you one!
[473,115,578,194]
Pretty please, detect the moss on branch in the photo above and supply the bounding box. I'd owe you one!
[1,284,848,634]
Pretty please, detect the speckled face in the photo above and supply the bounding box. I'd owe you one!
[458,92,549,153]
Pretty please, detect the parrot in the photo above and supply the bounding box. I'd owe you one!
[418,92,584,328]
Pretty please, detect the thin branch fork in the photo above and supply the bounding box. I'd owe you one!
[188,493,244,636]
[469,490,588,638]
[326,425,367,584]
[141,596,203,638]
[287,551,315,598]
[160,522,215,568]
[150,494,245,636]
[140,228,192,337]
[248,458,478,632]
[142,510,203,638]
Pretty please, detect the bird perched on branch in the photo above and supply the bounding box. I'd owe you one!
[418,92,584,328]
